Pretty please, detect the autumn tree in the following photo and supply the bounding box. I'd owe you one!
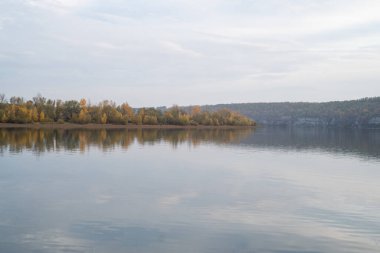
[0,94,256,126]
[77,98,91,124]
[39,111,45,122]
[0,109,7,122]
[119,102,134,123]
[32,107,38,122]
[191,105,201,116]
[100,113,107,124]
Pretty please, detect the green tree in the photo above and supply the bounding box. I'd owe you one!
[62,100,81,122]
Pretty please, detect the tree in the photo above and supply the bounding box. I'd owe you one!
[120,102,134,122]
[10,96,24,105]
[80,98,87,109]
[6,105,32,123]
[62,100,80,122]
[136,108,145,125]
[44,99,56,121]
[33,94,46,107]
[143,115,158,125]
[108,108,125,124]
[0,109,7,122]
[136,115,143,125]
[55,100,63,121]
[0,94,6,104]
[77,98,91,123]
[78,109,91,124]
[191,105,201,116]
[0,94,257,126]
[39,111,45,122]
[100,113,107,124]
[32,108,38,122]
[178,114,190,125]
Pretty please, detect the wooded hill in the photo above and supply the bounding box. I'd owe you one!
[195,97,380,128]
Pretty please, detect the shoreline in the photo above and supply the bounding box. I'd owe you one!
[0,123,254,130]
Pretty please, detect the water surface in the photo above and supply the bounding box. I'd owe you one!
[0,127,379,253]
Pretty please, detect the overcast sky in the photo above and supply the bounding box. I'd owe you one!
[1,0,380,106]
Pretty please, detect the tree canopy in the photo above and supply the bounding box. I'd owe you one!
[0,94,255,126]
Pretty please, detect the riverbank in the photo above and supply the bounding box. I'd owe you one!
[0,123,254,130]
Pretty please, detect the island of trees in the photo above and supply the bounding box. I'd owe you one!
[0,94,255,126]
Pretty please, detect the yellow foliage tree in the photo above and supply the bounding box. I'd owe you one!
[39,111,45,122]
[100,113,107,124]
[179,114,190,125]
[78,109,90,124]
[0,110,7,122]
[32,108,38,122]
[136,115,143,125]
[121,103,134,121]
[80,98,87,109]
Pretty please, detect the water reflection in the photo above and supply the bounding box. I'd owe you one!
[0,127,380,253]
[71,222,165,248]
[0,128,253,154]
[1,127,379,160]
[241,127,380,160]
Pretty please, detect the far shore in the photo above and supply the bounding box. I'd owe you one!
[0,123,254,130]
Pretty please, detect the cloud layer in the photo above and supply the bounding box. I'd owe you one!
[1,0,380,106]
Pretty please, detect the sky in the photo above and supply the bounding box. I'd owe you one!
[0,0,380,107]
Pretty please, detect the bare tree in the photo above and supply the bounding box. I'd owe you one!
[0,93,5,104]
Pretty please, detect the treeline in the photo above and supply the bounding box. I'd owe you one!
[0,94,255,126]
[198,97,380,128]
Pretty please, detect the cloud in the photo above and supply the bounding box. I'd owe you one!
[26,0,91,12]
[0,0,379,105]
[160,41,203,58]
[94,42,127,51]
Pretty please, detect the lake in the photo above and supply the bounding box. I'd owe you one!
[0,127,379,253]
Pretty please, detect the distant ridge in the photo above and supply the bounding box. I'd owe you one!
[194,97,380,128]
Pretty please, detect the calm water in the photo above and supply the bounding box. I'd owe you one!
[0,127,379,253]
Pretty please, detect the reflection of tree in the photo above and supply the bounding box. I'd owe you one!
[0,128,253,154]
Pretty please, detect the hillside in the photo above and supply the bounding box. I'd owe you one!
[197,97,380,128]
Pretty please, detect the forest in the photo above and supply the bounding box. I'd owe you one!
[198,97,380,128]
[0,94,255,126]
